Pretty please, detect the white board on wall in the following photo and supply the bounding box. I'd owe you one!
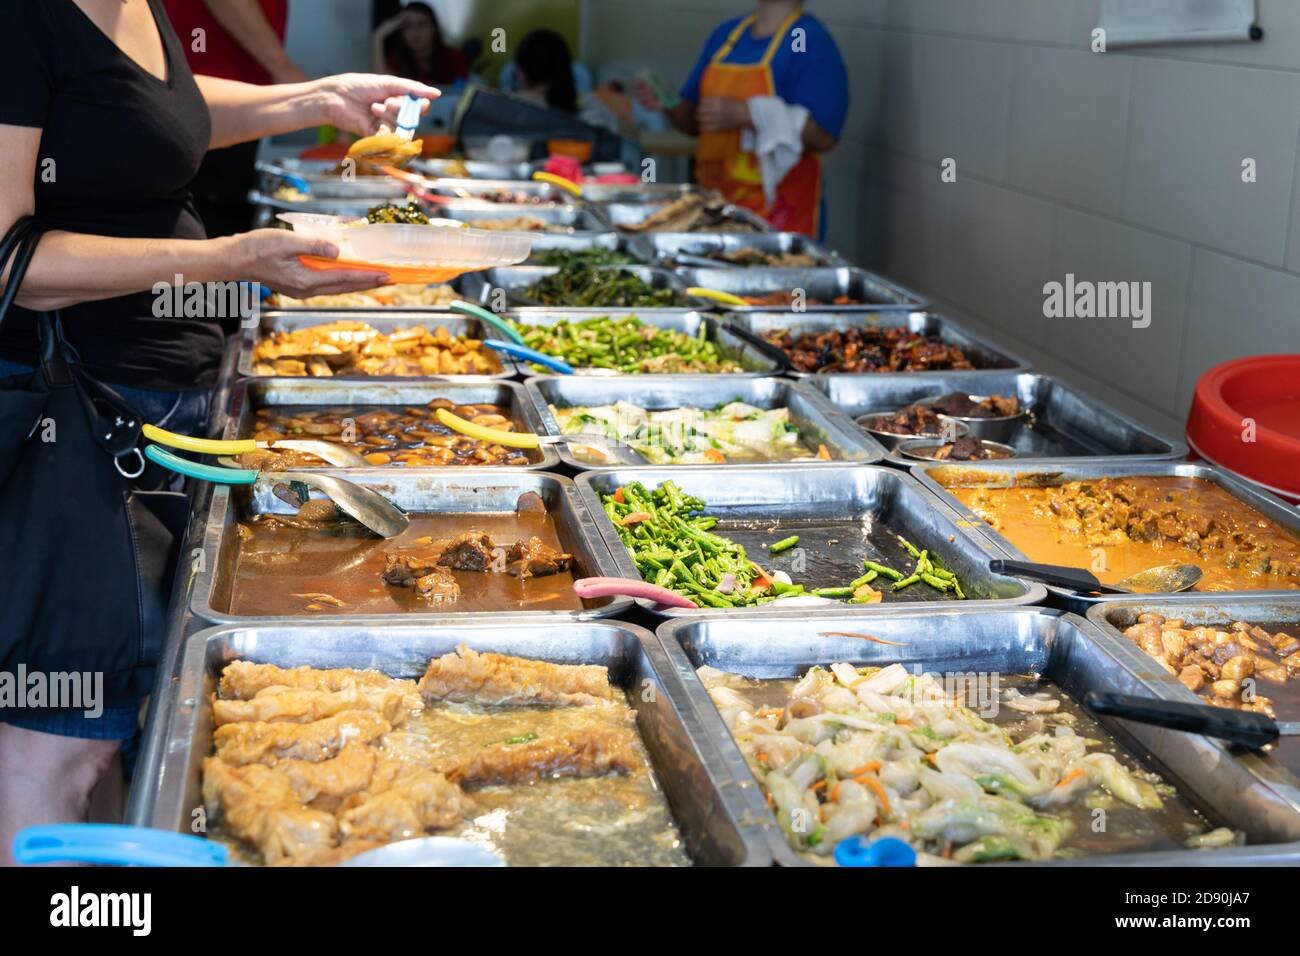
[1099,0,1257,47]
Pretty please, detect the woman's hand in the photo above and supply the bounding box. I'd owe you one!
[697,96,751,132]
[308,73,443,137]
[228,230,391,298]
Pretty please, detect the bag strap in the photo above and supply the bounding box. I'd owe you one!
[0,217,144,464]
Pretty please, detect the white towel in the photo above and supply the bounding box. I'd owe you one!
[740,95,810,206]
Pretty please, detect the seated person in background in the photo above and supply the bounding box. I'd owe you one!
[373,1,469,87]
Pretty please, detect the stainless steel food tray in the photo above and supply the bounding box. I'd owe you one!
[500,308,780,377]
[604,201,773,233]
[222,377,559,471]
[463,264,710,312]
[911,459,1300,614]
[813,371,1186,465]
[658,606,1300,866]
[678,266,927,312]
[255,160,411,200]
[1088,596,1300,777]
[724,310,1030,379]
[431,201,612,235]
[524,374,884,471]
[191,470,631,625]
[647,231,844,269]
[523,231,650,264]
[239,310,518,380]
[412,157,539,180]
[423,177,569,204]
[129,619,771,866]
[576,463,1048,619]
[581,182,703,204]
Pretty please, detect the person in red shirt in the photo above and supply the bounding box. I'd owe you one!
[161,0,307,236]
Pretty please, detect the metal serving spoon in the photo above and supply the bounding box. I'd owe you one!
[143,423,369,468]
[143,444,410,539]
[433,407,649,465]
[989,559,1203,594]
[13,825,504,868]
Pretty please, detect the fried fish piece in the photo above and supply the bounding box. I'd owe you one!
[337,762,472,843]
[201,757,338,865]
[212,684,422,727]
[418,644,618,707]
[218,660,415,701]
[213,710,391,766]
[450,727,642,788]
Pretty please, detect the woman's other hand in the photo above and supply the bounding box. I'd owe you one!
[309,73,442,136]
[229,230,390,298]
[697,96,751,132]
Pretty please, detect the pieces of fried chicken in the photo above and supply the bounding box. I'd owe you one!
[418,644,617,707]
[218,660,416,701]
[449,727,641,788]
[201,757,338,865]
[212,684,421,727]
[337,761,472,843]
[213,709,391,766]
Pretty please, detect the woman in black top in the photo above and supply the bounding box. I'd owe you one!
[0,0,438,861]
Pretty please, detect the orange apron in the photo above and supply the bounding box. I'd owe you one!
[695,9,822,238]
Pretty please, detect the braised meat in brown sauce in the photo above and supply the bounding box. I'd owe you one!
[763,326,977,373]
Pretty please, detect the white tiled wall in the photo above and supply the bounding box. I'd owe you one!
[586,0,1300,437]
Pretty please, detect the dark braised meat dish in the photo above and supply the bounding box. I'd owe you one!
[927,391,1020,418]
[382,530,574,603]
[927,437,1011,461]
[763,326,977,373]
[872,402,947,436]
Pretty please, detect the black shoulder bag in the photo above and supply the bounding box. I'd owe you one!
[0,216,190,719]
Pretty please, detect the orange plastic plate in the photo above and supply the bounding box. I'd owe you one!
[297,256,489,284]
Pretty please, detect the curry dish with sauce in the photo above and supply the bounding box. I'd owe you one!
[946,475,1300,592]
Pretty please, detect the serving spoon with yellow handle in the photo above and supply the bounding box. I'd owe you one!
[142,423,370,468]
[433,407,648,464]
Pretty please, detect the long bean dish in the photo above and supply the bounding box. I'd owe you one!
[510,314,742,374]
[700,663,1235,863]
[239,400,535,468]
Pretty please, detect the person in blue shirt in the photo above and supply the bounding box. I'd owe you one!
[637,1,848,239]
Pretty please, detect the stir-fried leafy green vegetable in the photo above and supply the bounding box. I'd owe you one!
[509,314,742,374]
[528,247,640,268]
[522,264,686,307]
[366,201,431,225]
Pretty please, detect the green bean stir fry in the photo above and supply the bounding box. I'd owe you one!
[508,314,742,373]
[601,481,967,607]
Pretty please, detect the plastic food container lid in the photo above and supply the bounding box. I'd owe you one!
[277,214,533,283]
[1186,354,1300,502]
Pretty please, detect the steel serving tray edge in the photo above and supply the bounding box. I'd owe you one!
[189,469,632,625]
[133,619,772,866]
[522,374,886,472]
[656,606,1300,866]
[910,458,1300,614]
[575,462,1048,620]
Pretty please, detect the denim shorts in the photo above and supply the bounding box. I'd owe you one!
[0,358,211,741]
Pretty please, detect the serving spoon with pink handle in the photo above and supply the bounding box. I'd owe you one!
[573,577,699,609]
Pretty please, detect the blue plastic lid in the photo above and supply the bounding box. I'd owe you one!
[834,835,917,867]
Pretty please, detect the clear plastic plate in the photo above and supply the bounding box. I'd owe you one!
[278,214,533,282]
